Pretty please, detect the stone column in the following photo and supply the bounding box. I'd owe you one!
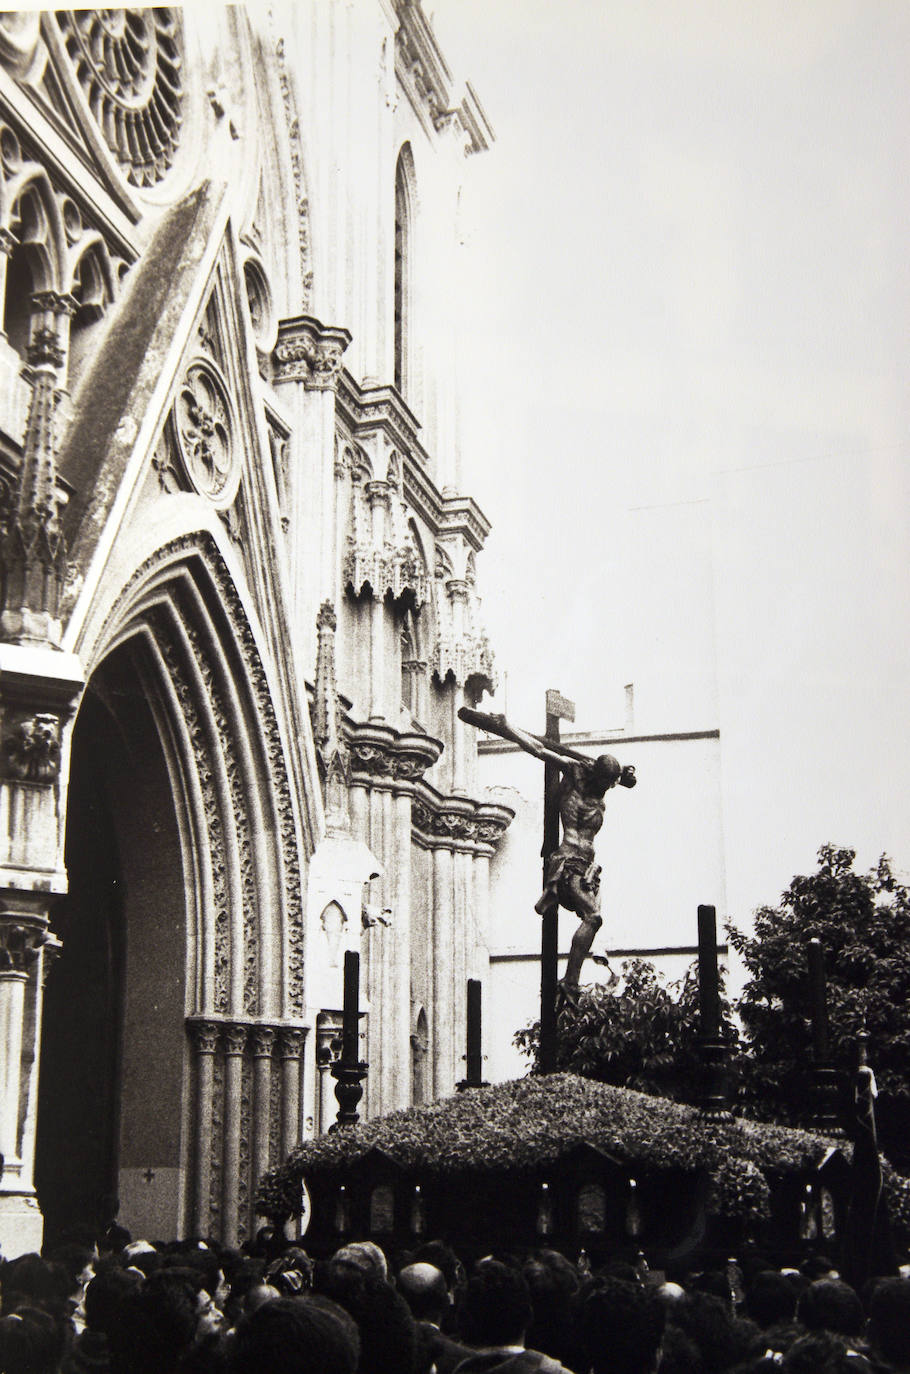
[0,646,83,1258]
[431,845,454,1095]
[315,1013,342,1135]
[273,316,351,645]
[390,790,412,1109]
[277,1027,305,1158]
[0,228,15,335]
[250,1027,275,1213]
[188,1020,219,1236]
[221,1024,247,1246]
[473,851,492,984]
[0,919,46,1180]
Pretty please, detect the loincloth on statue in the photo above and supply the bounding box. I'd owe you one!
[535,846,601,914]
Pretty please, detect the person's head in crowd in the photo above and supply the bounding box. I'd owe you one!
[0,1305,68,1374]
[0,1252,73,1319]
[653,1325,703,1374]
[522,1252,578,1365]
[332,1241,388,1283]
[223,1258,274,1325]
[781,1331,869,1374]
[82,1265,142,1336]
[654,1281,686,1310]
[800,1255,839,1282]
[692,1269,734,1308]
[412,1242,464,1297]
[122,1242,163,1280]
[265,1247,315,1297]
[99,1224,131,1256]
[398,1263,450,1325]
[457,1259,532,1348]
[228,1294,359,1374]
[315,1260,417,1374]
[745,1270,799,1329]
[669,1291,758,1374]
[868,1277,910,1371]
[796,1279,865,1339]
[245,1226,286,1263]
[162,1245,229,1310]
[578,1279,665,1374]
[107,1271,201,1374]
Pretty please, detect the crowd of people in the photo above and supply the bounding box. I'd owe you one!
[2,1224,910,1374]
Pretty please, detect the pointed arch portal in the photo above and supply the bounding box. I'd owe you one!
[35,537,308,1247]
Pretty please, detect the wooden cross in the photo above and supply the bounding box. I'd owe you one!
[540,689,575,1073]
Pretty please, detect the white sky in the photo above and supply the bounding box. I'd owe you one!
[432,0,910,738]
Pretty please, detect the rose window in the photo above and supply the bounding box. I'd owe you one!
[55,8,183,188]
[174,361,237,504]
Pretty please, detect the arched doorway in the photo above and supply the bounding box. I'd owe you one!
[35,638,188,1247]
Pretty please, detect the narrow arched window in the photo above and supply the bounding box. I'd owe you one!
[394,149,411,396]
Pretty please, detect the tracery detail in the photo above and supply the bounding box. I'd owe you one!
[55,8,184,188]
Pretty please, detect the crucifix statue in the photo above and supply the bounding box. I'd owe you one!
[459,704,636,999]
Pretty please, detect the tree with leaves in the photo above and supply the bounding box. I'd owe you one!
[513,957,732,1102]
[729,843,910,1163]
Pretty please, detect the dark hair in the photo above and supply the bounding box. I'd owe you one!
[796,1279,865,1338]
[412,1241,463,1292]
[868,1276,910,1365]
[0,1307,68,1374]
[229,1295,360,1374]
[107,1272,200,1374]
[670,1291,756,1374]
[458,1259,532,1347]
[745,1271,798,1328]
[579,1279,665,1374]
[523,1252,579,1366]
[314,1263,417,1374]
[781,1331,858,1374]
[83,1266,143,1335]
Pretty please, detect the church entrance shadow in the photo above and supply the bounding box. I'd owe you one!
[35,641,187,1247]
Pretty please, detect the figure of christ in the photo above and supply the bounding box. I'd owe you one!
[458,708,636,996]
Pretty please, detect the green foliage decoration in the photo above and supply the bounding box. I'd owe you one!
[256,1072,837,1225]
[513,958,735,1102]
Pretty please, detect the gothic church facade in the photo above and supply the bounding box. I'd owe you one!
[0,2,509,1257]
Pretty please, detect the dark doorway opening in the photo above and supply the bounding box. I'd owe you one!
[35,642,188,1247]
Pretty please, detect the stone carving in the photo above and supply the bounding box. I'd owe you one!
[5,713,61,781]
[156,621,231,1015]
[238,1052,252,1240]
[97,534,305,1017]
[208,1055,224,1233]
[223,1023,247,1057]
[312,602,349,823]
[269,1058,282,1167]
[274,34,313,307]
[274,327,349,389]
[183,618,259,1017]
[0,919,50,972]
[55,9,184,188]
[276,1027,305,1060]
[431,559,495,691]
[151,429,182,494]
[249,1026,276,1059]
[343,470,428,608]
[188,1020,220,1056]
[349,743,432,782]
[410,797,512,850]
[0,13,40,78]
[174,362,236,503]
